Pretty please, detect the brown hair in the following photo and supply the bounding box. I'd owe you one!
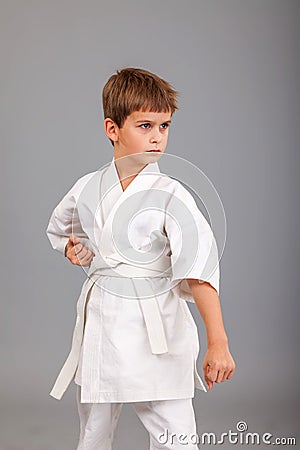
[102,67,179,146]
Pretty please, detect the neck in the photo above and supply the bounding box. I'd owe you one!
[113,153,148,183]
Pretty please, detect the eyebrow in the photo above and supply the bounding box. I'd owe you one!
[135,119,172,124]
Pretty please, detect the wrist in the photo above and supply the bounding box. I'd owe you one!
[207,335,228,348]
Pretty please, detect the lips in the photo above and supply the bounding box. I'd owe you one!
[147,150,161,152]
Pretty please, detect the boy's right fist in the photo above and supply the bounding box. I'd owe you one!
[65,235,95,267]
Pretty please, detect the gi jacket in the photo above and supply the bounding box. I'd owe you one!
[46,157,220,402]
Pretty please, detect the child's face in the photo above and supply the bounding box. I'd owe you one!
[109,110,172,160]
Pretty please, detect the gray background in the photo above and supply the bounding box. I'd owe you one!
[1,0,299,449]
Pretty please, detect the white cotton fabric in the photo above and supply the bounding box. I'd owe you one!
[46,156,220,403]
[76,385,199,450]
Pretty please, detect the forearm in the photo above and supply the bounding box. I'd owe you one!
[186,279,228,347]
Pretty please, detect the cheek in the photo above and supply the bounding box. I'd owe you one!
[162,132,168,143]
[133,133,147,146]
[124,131,137,146]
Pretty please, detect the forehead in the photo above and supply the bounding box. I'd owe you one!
[128,110,172,122]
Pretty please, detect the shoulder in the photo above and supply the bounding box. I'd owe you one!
[157,174,198,207]
[74,161,113,188]
[160,175,213,232]
[73,170,99,187]
[65,169,100,199]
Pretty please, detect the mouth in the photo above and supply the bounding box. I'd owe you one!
[146,150,161,152]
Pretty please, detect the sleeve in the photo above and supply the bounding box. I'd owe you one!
[164,182,220,303]
[46,176,92,256]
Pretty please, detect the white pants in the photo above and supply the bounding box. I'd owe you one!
[76,385,199,450]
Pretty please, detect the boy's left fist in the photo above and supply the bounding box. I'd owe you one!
[202,342,236,391]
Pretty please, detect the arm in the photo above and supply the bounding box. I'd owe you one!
[187,279,236,390]
[46,178,95,267]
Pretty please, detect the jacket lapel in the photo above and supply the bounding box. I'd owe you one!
[98,156,161,257]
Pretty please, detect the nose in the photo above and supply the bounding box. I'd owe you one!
[149,127,161,144]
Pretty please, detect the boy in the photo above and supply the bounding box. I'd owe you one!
[46,67,235,449]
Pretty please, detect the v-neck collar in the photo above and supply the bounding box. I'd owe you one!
[110,156,161,194]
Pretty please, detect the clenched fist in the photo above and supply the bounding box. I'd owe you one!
[65,235,95,267]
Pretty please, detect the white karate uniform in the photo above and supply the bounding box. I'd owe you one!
[76,384,199,450]
[46,156,220,404]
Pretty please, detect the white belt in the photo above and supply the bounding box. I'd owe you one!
[49,252,172,400]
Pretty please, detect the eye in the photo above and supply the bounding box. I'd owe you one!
[139,123,151,129]
[160,123,170,129]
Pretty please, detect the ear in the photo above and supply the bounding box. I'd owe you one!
[104,118,119,143]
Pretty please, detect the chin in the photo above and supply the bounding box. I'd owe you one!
[143,151,163,162]
[128,152,163,166]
